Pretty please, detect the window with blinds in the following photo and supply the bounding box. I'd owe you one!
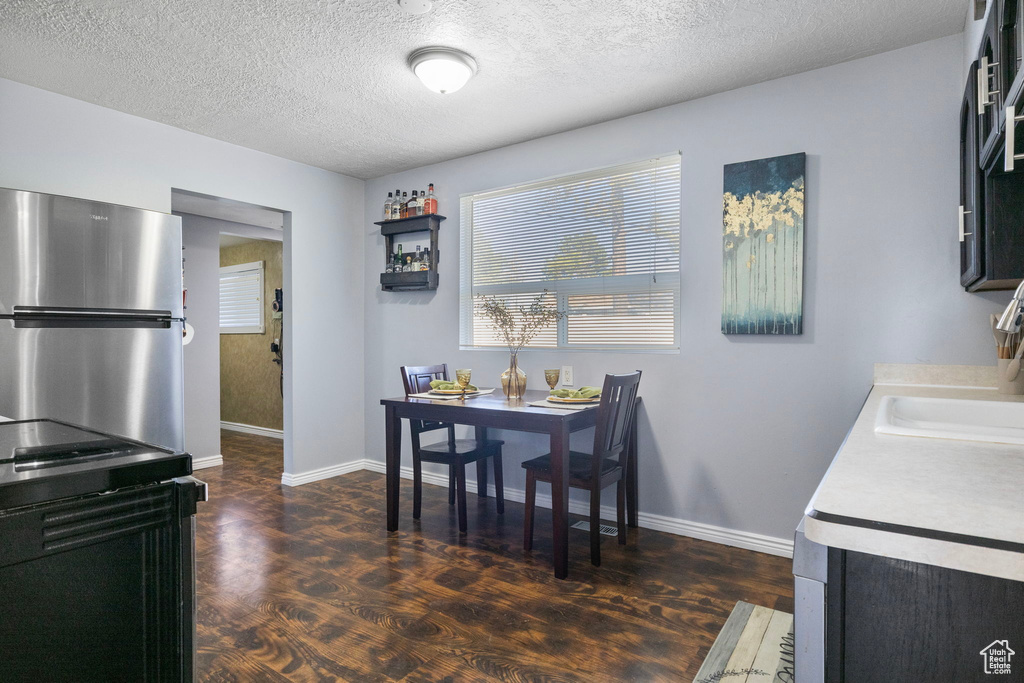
[460,155,681,350]
[219,261,265,334]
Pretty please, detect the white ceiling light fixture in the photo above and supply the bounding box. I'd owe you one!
[409,47,477,95]
[398,0,433,14]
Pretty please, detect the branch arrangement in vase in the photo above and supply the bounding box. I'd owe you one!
[475,292,564,353]
[476,292,565,398]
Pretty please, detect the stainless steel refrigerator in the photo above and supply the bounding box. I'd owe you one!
[0,188,185,450]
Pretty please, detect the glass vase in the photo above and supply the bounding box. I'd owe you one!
[501,353,527,399]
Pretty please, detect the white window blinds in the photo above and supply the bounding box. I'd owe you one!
[460,155,681,350]
[219,261,265,334]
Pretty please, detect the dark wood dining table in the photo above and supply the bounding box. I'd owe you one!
[380,389,639,579]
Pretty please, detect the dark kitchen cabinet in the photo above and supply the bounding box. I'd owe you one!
[825,548,1024,682]
[962,63,985,287]
[978,171,1024,290]
[979,10,1004,170]
[1001,0,1024,112]
[960,2,1024,291]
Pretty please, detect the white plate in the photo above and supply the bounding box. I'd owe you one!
[430,388,481,395]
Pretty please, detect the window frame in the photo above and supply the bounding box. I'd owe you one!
[459,154,682,353]
[219,260,265,335]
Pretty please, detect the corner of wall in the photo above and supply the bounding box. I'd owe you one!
[963,0,989,79]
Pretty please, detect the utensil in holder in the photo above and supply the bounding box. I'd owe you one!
[997,359,1024,394]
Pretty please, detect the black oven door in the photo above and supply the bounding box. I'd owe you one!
[0,477,203,682]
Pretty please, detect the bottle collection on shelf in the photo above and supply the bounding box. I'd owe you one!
[383,183,438,220]
[385,244,431,274]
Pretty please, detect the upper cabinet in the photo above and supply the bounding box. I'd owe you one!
[1002,0,1024,114]
[978,14,1003,168]
[960,0,1024,291]
[1002,0,1024,171]
[961,63,984,288]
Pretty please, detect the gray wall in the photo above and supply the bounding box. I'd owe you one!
[363,34,1006,544]
[0,76,366,480]
[180,216,222,460]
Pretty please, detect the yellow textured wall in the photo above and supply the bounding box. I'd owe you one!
[220,239,283,430]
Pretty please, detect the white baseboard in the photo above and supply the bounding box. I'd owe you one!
[281,460,367,487]
[192,454,223,469]
[221,421,284,439]
[635,510,794,558]
[359,460,793,558]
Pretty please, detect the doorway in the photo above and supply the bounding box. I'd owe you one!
[218,234,284,436]
[172,189,288,471]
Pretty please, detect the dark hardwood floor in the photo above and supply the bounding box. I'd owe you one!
[196,430,794,682]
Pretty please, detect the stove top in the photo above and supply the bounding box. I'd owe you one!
[0,419,191,509]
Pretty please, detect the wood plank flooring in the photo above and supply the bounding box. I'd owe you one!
[196,430,794,682]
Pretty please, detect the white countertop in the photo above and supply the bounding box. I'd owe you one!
[803,366,1024,581]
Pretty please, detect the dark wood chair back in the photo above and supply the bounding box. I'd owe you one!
[400,364,455,440]
[591,371,642,479]
[401,363,449,395]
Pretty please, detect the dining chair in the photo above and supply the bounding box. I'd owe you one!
[400,364,505,534]
[522,370,641,566]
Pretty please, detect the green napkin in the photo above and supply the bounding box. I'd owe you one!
[549,386,601,399]
[429,379,479,391]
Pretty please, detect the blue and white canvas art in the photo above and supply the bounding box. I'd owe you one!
[722,152,805,335]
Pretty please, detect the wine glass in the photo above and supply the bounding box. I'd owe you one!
[455,368,472,400]
[544,369,560,391]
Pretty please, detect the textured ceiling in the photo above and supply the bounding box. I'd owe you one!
[0,0,963,179]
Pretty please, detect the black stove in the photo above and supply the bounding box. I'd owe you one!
[0,418,202,681]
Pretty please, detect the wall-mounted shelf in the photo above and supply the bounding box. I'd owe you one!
[377,213,445,236]
[379,270,438,290]
[375,214,445,291]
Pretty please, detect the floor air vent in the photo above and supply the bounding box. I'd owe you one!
[570,520,618,536]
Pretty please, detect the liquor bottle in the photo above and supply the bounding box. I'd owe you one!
[423,183,438,214]
[410,190,420,217]
[384,192,394,221]
[412,245,422,270]
[400,192,409,219]
[391,189,401,219]
[419,247,430,271]
[405,255,413,272]
[394,244,404,273]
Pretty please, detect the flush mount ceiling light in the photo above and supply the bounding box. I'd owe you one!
[409,47,477,95]
[397,0,432,14]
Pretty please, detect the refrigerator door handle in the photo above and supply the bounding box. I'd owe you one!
[10,306,175,329]
[13,306,173,319]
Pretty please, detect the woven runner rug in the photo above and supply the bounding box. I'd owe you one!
[693,601,795,683]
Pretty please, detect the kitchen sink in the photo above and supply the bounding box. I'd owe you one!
[874,396,1024,446]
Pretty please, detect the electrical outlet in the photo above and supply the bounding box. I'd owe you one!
[561,365,573,386]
